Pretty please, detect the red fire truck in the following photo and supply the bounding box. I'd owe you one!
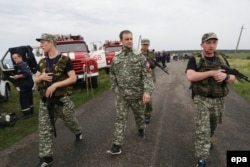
[35,34,99,88]
[89,40,122,73]
[103,40,122,67]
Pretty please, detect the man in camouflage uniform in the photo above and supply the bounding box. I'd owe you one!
[140,38,156,124]
[35,33,82,167]
[107,30,154,155]
[186,32,236,167]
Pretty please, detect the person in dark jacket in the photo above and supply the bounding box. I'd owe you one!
[12,53,34,119]
[161,50,167,68]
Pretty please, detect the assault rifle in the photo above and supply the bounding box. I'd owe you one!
[42,96,64,137]
[220,64,250,83]
[147,57,169,74]
[201,58,250,83]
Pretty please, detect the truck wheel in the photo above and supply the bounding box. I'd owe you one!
[91,76,98,89]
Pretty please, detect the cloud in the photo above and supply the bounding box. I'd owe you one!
[0,0,249,54]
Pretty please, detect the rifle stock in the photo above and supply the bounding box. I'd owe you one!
[44,96,64,137]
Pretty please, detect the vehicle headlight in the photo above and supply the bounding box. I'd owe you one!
[89,64,95,70]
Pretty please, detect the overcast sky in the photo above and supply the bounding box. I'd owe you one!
[0,0,249,54]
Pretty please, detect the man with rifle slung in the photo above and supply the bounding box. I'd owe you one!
[185,32,236,167]
[149,56,169,75]
[35,33,82,167]
[140,39,158,124]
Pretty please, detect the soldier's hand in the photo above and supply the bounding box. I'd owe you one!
[143,93,151,104]
[40,72,53,82]
[45,84,57,97]
[212,69,227,82]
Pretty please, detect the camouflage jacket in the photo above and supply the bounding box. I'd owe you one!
[110,48,154,99]
[141,49,156,82]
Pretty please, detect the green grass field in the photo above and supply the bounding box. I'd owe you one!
[226,53,250,101]
[227,52,250,59]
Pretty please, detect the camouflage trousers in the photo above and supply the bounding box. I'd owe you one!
[38,96,82,158]
[145,99,153,119]
[112,95,146,146]
[193,95,225,160]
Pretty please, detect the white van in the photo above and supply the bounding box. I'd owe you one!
[0,77,11,102]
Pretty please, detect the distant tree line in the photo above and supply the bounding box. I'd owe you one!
[168,49,250,54]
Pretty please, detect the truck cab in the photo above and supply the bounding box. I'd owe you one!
[89,41,107,70]
[103,40,122,67]
[89,40,122,73]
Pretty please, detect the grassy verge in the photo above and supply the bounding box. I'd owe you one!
[0,70,110,151]
[227,53,250,101]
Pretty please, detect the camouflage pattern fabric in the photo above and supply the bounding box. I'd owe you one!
[141,50,156,118]
[193,95,225,160]
[112,95,145,145]
[110,48,154,145]
[141,50,156,82]
[38,96,82,158]
[110,48,154,100]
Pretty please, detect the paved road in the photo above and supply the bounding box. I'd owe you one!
[0,61,249,167]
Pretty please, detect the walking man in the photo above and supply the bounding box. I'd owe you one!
[107,30,154,155]
[35,33,82,166]
[140,38,156,124]
[186,32,236,167]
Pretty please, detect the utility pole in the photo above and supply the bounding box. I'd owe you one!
[235,24,244,54]
[137,35,141,49]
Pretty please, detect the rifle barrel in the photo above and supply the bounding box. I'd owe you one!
[148,57,169,74]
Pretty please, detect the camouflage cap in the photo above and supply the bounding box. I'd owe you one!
[201,32,218,42]
[141,39,150,45]
[36,33,57,43]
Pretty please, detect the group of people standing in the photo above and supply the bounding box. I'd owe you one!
[11,30,235,167]
[155,50,171,68]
